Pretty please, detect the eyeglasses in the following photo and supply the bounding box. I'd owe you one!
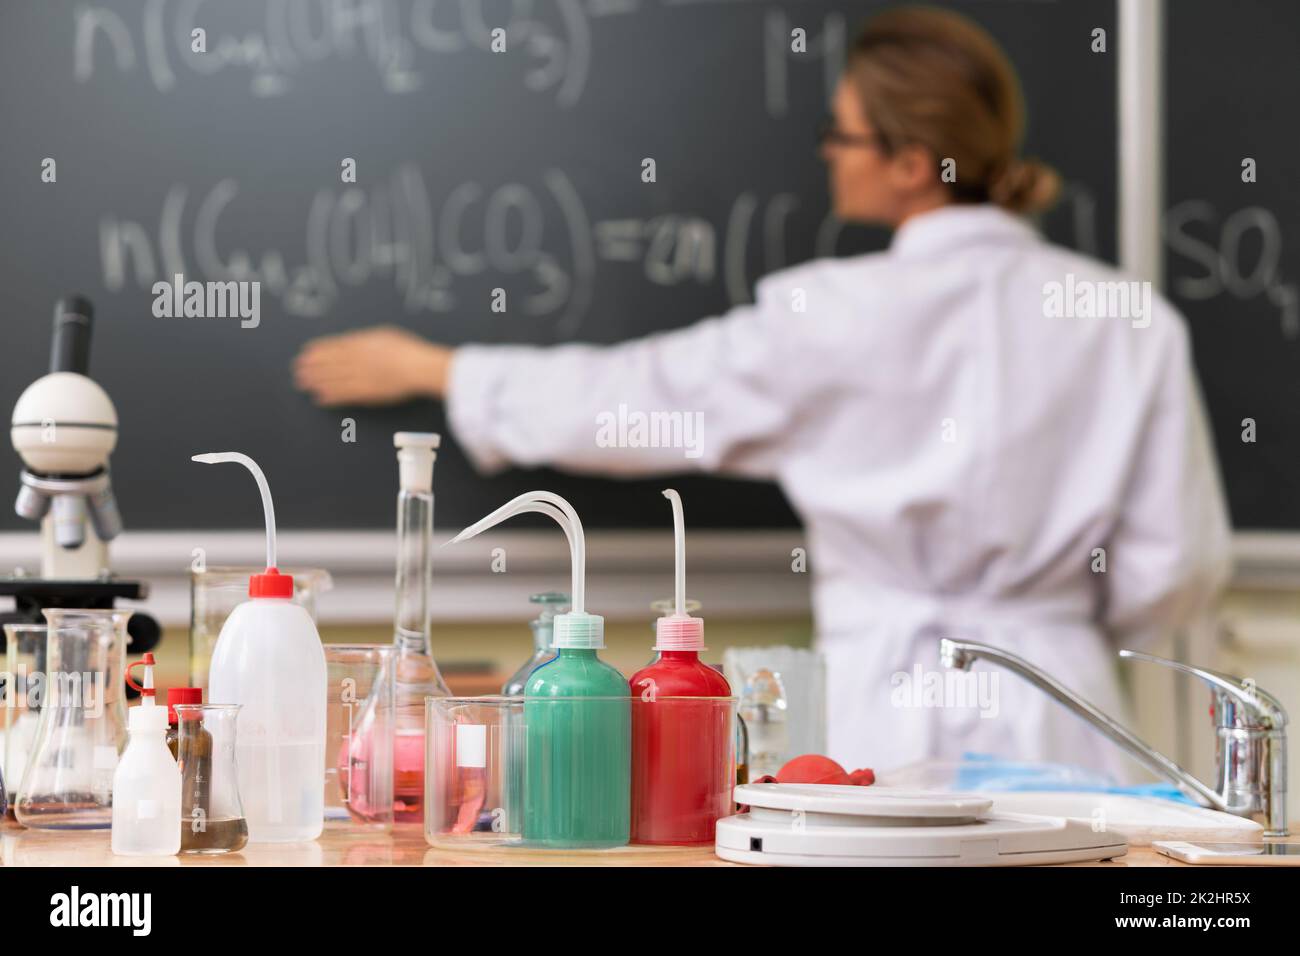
[817,119,885,150]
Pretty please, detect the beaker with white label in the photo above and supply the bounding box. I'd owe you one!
[425,696,525,848]
[15,609,130,829]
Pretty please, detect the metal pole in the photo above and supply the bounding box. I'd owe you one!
[1118,0,1165,287]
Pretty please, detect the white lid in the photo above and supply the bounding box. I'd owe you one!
[395,432,440,493]
[734,784,993,821]
[553,610,605,650]
[128,704,169,733]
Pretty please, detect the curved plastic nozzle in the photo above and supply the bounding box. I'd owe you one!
[664,489,687,617]
[451,490,586,612]
[656,489,703,651]
[193,452,277,570]
[452,491,603,649]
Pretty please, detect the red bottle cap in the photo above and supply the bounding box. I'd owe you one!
[166,687,203,724]
[250,567,294,598]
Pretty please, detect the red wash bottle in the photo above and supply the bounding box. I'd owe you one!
[629,489,734,845]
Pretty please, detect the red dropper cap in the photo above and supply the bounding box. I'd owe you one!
[250,567,294,598]
[125,652,158,701]
[167,687,203,724]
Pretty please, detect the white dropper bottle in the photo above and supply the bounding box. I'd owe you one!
[196,452,327,843]
[112,653,181,855]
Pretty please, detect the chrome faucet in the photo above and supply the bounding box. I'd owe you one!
[939,638,1288,837]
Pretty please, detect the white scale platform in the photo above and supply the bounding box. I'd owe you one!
[715,784,1128,867]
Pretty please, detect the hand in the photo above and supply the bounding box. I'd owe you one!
[293,325,452,406]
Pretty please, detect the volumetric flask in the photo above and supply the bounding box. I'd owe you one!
[325,644,395,829]
[175,704,248,854]
[15,609,130,829]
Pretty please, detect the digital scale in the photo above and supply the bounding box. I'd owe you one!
[716,784,1128,866]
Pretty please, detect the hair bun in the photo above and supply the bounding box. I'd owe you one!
[990,158,1061,215]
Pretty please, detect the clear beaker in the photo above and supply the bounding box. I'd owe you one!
[630,696,737,845]
[189,566,332,691]
[174,704,248,854]
[3,624,46,815]
[15,609,130,829]
[522,696,632,848]
[425,696,526,849]
[325,644,395,829]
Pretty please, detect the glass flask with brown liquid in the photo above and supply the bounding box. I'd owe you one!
[174,704,248,854]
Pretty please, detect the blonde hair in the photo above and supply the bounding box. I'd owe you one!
[848,6,1060,215]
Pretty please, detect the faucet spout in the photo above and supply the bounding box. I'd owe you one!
[937,638,1228,812]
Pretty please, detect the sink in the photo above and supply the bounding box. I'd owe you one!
[977,791,1263,846]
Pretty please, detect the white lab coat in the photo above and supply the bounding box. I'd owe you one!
[447,204,1233,781]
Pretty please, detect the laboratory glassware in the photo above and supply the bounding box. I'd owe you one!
[451,490,630,849]
[325,644,395,829]
[174,704,248,854]
[630,489,734,845]
[738,667,789,780]
[501,591,568,696]
[425,695,526,848]
[190,566,331,692]
[198,451,327,843]
[3,623,46,813]
[391,433,450,822]
[736,711,750,785]
[112,653,180,856]
[15,608,130,829]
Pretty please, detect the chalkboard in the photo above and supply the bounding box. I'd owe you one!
[0,0,1115,530]
[1166,0,1300,530]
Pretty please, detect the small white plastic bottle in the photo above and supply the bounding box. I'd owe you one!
[112,654,181,856]
[196,452,327,843]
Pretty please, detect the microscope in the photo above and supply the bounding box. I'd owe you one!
[0,296,160,655]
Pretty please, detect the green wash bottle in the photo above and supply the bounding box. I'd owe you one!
[450,491,630,849]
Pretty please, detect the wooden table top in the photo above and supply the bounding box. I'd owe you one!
[7,818,1289,867]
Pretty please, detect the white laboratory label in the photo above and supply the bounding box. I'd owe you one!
[135,799,160,821]
[456,724,487,768]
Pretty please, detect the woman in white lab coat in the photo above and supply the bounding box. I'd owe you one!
[296,8,1231,779]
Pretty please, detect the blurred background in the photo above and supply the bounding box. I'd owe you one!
[0,1,1297,814]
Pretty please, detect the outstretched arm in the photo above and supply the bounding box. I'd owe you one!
[293,274,828,480]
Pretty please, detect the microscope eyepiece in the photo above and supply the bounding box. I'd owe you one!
[50,296,94,376]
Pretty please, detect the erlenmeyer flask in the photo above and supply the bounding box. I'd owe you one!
[3,623,46,817]
[15,609,130,829]
[175,704,248,854]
